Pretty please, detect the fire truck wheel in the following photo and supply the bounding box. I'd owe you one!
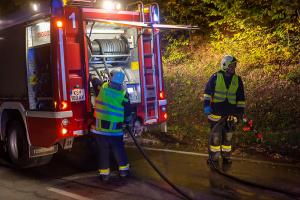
[6,120,31,167]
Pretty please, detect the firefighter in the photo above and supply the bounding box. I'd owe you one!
[90,70,132,181]
[203,55,245,165]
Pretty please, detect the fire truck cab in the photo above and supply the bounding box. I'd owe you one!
[0,0,168,167]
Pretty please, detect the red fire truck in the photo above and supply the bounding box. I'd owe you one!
[0,0,194,167]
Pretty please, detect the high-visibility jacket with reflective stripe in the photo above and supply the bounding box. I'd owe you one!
[94,82,127,133]
[213,73,239,104]
[204,71,245,116]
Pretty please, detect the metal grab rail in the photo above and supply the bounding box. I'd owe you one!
[145,3,160,23]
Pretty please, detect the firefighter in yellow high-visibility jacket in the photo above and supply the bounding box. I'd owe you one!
[203,55,245,165]
[90,70,132,182]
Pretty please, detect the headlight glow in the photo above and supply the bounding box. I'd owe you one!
[115,3,122,10]
[32,3,39,12]
[102,1,122,10]
[102,1,115,10]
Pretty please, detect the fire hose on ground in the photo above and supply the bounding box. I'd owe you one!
[208,116,300,198]
[125,125,194,200]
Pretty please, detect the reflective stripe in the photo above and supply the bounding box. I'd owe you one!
[119,164,130,171]
[208,114,221,122]
[215,90,227,95]
[213,96,226,101]
[96,109,123,118]
[210,145,221,152]
[237,101,245,107]
[104,88,124,98]
[91,129,123,136]
[58,28,67,101]
[99,169,110,175]
[96,119,99,129]
[95,100,124,111]
[221,145,232,152]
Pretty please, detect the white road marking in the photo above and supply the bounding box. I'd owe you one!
[134,146,208,156]
[62,172,95,181]
[127,146,300,168]
[47,187,93,200]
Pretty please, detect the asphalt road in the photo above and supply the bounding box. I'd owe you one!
[0,136,299,200]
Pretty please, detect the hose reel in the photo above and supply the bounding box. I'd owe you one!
[91,36,130,61]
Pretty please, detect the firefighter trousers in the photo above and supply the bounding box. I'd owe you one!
[95,135,129,175]
[208,120,233,161]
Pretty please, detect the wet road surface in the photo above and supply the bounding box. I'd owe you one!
[0,136,299,200]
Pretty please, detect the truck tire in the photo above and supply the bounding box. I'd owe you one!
[6,120,31,167]
[5,120,53,168]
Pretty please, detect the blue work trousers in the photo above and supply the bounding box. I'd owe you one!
[95,135,128,171]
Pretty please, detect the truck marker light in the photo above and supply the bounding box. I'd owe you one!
[56,20,63,28]
[60,101,68,110]
[61,128,68,135]
[163,113,167,120]
[54,101,58,109]
[159,91,165,99]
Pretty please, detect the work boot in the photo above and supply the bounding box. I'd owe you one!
[99,174,110,182]
[207,158,219,169]
[119,170,129,178]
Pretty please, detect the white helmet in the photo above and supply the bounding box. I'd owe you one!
[220,55,237,71]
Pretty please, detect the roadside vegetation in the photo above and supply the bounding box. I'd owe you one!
[141,0,300,161]
[1,0,299,161]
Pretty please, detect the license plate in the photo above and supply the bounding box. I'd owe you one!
[70,89,85,102]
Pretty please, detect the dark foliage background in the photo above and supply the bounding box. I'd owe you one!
[1,0,299,159]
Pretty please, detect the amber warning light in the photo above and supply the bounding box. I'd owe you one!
[159,91,165,99]
[56,20,63,28]
[163,113,168,120]
[60,101,68,110]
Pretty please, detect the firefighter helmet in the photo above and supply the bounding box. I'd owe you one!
[220,55,237,71]
[110,70,125,85]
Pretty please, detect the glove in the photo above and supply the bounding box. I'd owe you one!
[241,114,248,123]
[204,106,212,115]
[89,74,96,81]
